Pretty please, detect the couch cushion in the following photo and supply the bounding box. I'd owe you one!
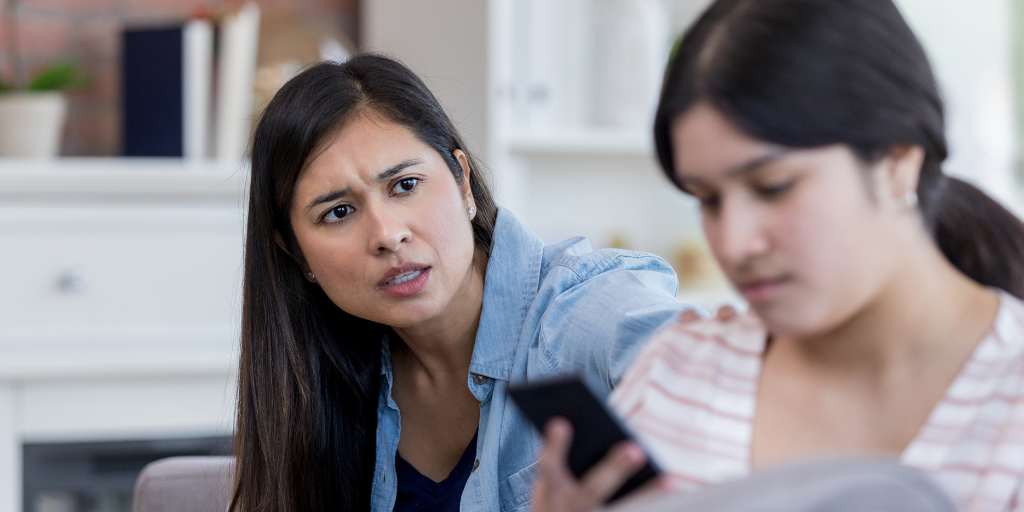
[133,456,234,512]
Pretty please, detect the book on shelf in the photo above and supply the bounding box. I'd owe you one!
[214,2,261,162]
[120,4,261,162]
[121,19,213,159]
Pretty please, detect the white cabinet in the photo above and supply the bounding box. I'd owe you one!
[0,159,244,512]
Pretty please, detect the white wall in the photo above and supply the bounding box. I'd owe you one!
[897,0,1017,207]
[361,0,491,162]
[673,0,1019,206]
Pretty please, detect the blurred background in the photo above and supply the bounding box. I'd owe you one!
[0,0,1020,511]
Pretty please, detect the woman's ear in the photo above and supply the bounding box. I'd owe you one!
[274,231,315,281]
[453,148,476,210]
[274,231,293,259]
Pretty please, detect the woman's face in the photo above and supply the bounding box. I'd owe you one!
[289,111,479,329]
[671,102,915,336]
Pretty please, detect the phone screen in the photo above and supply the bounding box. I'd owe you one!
[508,375,661,504]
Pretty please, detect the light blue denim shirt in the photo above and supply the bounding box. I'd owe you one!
[370,209,683,511]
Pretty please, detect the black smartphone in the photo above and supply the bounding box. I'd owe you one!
[508,375,661,504]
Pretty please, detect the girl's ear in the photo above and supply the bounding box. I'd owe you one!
[881,145,925,209]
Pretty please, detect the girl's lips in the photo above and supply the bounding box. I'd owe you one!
[738,276,791,303]
[379,267,431,298]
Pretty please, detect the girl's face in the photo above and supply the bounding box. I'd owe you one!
[288,111,479,329]
[671,102,920,336]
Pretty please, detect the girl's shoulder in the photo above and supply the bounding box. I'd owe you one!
[641,310,768,363]
[610,310,766,411]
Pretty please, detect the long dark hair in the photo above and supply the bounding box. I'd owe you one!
[231,54,498,511]
[654,0,1024,299]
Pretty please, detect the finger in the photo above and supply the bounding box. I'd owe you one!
[580,442,646,504]
[633,475,672,497]
[600,477,672,512]
[534,419,580,511]
[715,304,738,321]
[530,475,550,512]
[677,308,702,323]
[538,418,575,483]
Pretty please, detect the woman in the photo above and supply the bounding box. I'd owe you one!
[228,55,683,511]
[532,0,1024,510]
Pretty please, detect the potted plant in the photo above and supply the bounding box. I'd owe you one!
[0,0,85,158]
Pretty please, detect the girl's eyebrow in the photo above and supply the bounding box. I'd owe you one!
[677,149,789,189]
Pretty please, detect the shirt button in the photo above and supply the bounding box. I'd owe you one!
[472,374,487,385]
[472,459,480,472]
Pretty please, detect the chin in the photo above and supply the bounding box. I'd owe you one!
[752,302,829,338]
[379,302,446,329]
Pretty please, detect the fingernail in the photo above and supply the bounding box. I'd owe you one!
[678,310,699,322]
[623,445,644,464]
[550,418,570,435]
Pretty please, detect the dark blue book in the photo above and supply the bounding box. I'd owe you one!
[121,22,212,158]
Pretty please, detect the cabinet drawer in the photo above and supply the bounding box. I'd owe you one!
[0,206,244,345]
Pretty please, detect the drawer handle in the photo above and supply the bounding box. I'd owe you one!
[55,270,84,294]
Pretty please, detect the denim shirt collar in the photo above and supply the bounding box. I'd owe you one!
[468,208,544,381]
[378,208,543,386]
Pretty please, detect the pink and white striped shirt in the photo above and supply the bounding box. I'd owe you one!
[610,291,1024,511]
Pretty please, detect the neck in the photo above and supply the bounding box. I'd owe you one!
[392,255,487,383]
[781,238,999,384]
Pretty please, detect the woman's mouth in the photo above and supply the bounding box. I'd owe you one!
[385,269,424,286]
[379,266,432,297]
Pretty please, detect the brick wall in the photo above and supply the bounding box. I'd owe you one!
[0,0,359,156]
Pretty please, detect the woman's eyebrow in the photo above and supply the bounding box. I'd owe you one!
[305,159,423,212]
[375,158,422,182]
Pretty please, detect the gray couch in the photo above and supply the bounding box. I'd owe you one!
[132,456,954,511]
[610,458,955,512]
[132,456,233,512]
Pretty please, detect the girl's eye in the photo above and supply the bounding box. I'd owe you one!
[322,204,354,224]
[755,181,794,199]
[697,194,721,213]
[392,177,419,194]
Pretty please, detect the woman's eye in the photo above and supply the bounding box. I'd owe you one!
[322,204,354,223]
[392,177,419,195]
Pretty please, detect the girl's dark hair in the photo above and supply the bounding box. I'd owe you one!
[231,54,498,511]
[654,0,1024,299]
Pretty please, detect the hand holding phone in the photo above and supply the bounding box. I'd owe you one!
[508,375,661,505]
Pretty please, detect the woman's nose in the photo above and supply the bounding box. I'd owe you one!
[366,208,412,255]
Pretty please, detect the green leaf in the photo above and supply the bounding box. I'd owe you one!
[27,62,85,92]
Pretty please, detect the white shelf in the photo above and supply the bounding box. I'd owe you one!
[506,128,654,158]
[0,158,248,203]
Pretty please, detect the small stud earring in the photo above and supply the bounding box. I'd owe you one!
[306,271,317,283]
[468,206,476,219]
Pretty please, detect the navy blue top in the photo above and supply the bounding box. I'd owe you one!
[394,431,478,511]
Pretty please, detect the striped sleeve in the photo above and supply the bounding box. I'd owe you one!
[609,321,678,418]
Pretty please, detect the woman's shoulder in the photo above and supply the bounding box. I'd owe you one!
[539,237,676,290]
[520,238,683,384]
[530,238,681,341]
